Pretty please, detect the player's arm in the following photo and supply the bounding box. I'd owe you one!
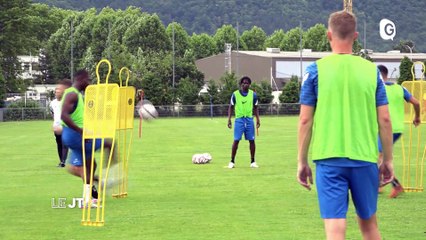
[408,96,421,126]
[377,105,394,186]
[253,93,260,128]
[376,74,394,186]
[297,64,317,191]
[61,92,82,134]
[297,105,314,190]
[402,87,421,126]
[227,94,235,129]
[49,102,54,119]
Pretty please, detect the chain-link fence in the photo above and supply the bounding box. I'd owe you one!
[0,103,300,122]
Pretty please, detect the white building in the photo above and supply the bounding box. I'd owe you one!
[17,55,41,80]
[196,49,426,90]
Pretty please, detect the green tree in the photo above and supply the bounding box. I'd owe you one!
[218,72,238,104]
[251,81,274,104]
[111,7,145,45]
[141,72,173,105]
[47,11,87,80]
[130,47,147,89]
[204,80,221,104]
[240,26,267,51]
[279,76,300,103]
[352,40,362,53]
[89,7,117,59]
[38,48,54,84]
[29,4,72,52]
[0,71,5,107]
[398,56,413,84]
[190,33,216,59]
[0,0,33,92]
[424,60,426,79]
[79,47,96,81]
[104,41,135,85]
[303,24,330,51]
[176,77,201,105]
[264,29,285,49]
[123,14,171,54]
[71,9,97,71]
[281,27,303,51]
[213,25,239,53]
[166,22,191,58]
[393,40,415,53]
[174,58,204,89]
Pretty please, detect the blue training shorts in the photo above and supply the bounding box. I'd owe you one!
[234,117,255,141]
[62,126,102,166]
[378,133,402,152]
[315,162,379,220]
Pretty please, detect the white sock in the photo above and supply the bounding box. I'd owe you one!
[83,184,91,203]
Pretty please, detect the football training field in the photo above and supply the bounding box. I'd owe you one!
[0,117,425,239]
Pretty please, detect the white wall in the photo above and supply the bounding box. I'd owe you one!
[276,60,315,79]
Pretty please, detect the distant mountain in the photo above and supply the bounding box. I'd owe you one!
[33,0,426,52]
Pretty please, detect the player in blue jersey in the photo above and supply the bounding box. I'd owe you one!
[297,11,394,239]
[377,65,420,198]
[227,76,260,169]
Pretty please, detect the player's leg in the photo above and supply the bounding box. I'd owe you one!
[61,144,68,167]
[389,133,403,198]
[228,141,239,168]
[244,118,258,167]
[323,219,346,240]
[229,118,244,168]
[357,214,380,240]
[316,163,350,239]
[54,133,63,166]
[62,127,84,176]
[84,139,104,200]
[102,138,117,166]
[349,164,381,239]
[249,140,255,161]
[63,127,98,205]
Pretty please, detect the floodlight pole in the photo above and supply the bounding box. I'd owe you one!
[405,43,414,61]
[236,21,239,77]
[172,23,175,89]
[70,19,74,82]
[299,21,303,82]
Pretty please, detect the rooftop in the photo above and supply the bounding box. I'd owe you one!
[234,50,426,61]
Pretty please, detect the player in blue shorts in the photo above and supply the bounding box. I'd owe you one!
[61,70,114,207]
[227,76,260,168]
[377,65,421,198]
[297,11,394,239]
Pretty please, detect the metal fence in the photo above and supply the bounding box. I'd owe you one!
[0,103,300,122]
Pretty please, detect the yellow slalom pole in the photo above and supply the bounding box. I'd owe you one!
[82,59,119,226]
[401,63,425,192]
[113,67,135,198]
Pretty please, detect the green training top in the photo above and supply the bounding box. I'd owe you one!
[312,54,379,163]
[385,84,405,133]
[234,90,254,118]
[61,87,84,128]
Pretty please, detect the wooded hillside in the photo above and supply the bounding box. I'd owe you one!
[33,0,426,52]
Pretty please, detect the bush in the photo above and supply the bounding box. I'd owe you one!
[279,75,300,103]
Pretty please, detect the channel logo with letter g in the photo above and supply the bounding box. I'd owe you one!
[380,18,396,41]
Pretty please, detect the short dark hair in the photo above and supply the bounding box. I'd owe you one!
[74,69,89,81]
[377,65,388,77]
[58,78,72,87]
[240,76,252,85]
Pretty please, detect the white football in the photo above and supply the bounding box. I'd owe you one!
[192,153,213,164]
[138,103,158,121]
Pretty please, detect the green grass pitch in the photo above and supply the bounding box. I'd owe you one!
[0,117,425,239]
